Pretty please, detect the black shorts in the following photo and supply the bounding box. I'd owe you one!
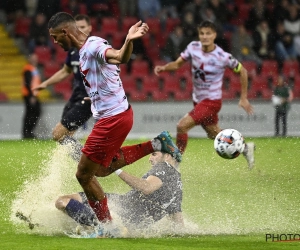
[61,99,92,131]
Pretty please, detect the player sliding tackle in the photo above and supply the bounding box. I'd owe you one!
[55,150,183,238]
[154,20,255,170]
[47,12,182,237]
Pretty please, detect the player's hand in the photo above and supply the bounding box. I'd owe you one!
[154,65,165,76]
[83,97,91,101]
[127,21,149,40]
[32,82,47,91]
[239,98,254,115]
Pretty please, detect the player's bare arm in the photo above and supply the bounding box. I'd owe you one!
[154,57,185,76]
[117,171,162,195]
[237,64,254,115]
[106,21,149,64]
[32,64,72,91]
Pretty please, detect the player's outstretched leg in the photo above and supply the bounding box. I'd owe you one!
[243,142,255,170]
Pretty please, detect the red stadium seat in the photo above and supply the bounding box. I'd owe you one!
[131,60,150,76]
[145,18,160,35]
[175,63,191,77]
[53,76,72,100]
[260,60,278,76]
[14,17,31,38]
[122,16,139,31]
[90,17,99,31]
[43,61,61,79]
[34,46,52,66]
[242,61,257,77]
[282,60,299,77]
[165,18,181,33]
[249,76,272,99]
[100,17,119,34]
[55,49,67,65]
[238,4,251,21]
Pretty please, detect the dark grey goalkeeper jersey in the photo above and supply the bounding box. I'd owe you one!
[108,162,183,227]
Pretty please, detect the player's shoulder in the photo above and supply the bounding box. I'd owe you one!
[214,44,232,59]
[188,40,201,49]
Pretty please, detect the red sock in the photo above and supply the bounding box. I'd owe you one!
[176,133,188,154]
[121,141,154,164]
[88,197,112,223]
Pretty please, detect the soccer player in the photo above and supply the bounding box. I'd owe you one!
[32,15,93,162]
[47,12,182,233]
[55,150,183,237]
[154,20,255,170]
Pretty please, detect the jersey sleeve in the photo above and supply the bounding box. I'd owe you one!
[225,52,240,70]
[87,37,113,64]
[180,42,193,61]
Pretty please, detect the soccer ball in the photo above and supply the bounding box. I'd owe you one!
[214,129,245,159]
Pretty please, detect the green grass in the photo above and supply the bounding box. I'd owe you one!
[0,138,300,249]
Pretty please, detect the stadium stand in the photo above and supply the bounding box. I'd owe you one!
[2,0,300,103]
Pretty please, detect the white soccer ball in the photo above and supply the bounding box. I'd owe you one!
[214,129,245,159]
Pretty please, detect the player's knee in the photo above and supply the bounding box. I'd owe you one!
[52,129,61,141]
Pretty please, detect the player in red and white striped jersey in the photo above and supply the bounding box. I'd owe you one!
[47,12,182,234]
[154,20,255,170]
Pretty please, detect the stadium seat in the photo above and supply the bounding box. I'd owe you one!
[53,76,72,100]
[112,32,125,48]
[0,92,8,102]
[90,17,99,31]
[121,75,136,92]
[173,91,192,101]
[282,60,299,77]
[125,89,148,102]
[242,61,257,77]
[14,17,31,38]
[260,60,278,76]
[222,90,236,100]
[145,18,161,35]
[146,46,160,62]
[165,18,181,33]
[55,49,67,65]
[176,63,191,76]
[229,75,241,97]
[43,61,61,79]
[250,76,272,99]
[34,46,52,66]
[122,16,139,31]
[100,17,119,34]
[119,64,127,78]
[131,60,150,77]
[238,3,251,21]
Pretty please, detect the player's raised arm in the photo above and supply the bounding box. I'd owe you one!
[106,21,149,64]
[154,56,185,76]
[32,64,72,91]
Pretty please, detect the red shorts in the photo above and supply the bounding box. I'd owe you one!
[82,106,133,167]
[189,99,222,126]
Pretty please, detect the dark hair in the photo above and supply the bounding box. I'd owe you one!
[74,14,91,25]
[197,20,217,32]
[48,12,75,29]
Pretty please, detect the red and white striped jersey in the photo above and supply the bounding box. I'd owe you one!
[180,41,239,103]
[79,36,128,120]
